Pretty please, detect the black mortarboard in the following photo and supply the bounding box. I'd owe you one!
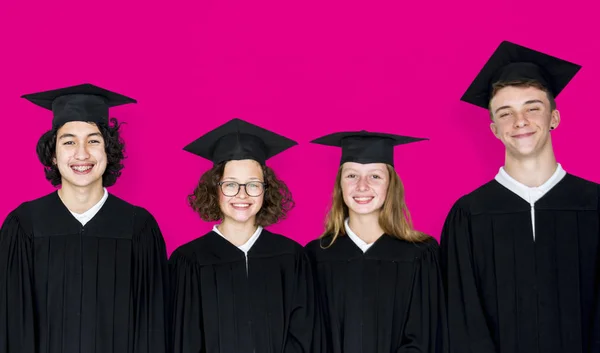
[21,83,137,128]
[461,40,581,109]
[310,130,426,167]
[183,118,298,165]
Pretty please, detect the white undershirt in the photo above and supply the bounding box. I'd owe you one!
[213,224,263,271]
[494,164,566,240]
[344,218,375,253]
[69,188,109,226]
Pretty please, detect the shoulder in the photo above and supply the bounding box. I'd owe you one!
[383,235,439,261]
[304,235,335,255]
[105,194,161,232]
[170,230,216,262]
[1,192,61,236]
[455,180,500,209]
[562,173,599,194]
[260,229,304,252]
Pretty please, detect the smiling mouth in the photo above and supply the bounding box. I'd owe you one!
[71,164,94,174]
[512,132,536,139]
[231,203,251,210]
[353,196,374,204]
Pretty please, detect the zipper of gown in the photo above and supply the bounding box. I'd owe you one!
[79,226,84,351]
[244,252,255,353]
[530,202,536,240]
[530,201,540,351]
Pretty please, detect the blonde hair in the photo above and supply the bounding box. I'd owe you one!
[320,164,429,247]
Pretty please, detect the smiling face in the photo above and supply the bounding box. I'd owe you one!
[489,85,560,159]
[218,159,265,226]
[53,121,107,191]
[340,162,389,218]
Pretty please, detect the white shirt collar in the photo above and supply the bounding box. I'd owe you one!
[69,188,109,226]
[212,224,263,255]
[495,163,566,204]
[344,218,375,253]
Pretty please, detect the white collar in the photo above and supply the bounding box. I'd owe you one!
[212,224,263,255]
[69,188,109,226]
[495,164,566,204]
[344,218,375,253]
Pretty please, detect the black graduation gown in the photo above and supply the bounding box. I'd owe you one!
[305,234,447,353]
[169,229,315,353]
[0,191,169,353]
[440,173,600,353]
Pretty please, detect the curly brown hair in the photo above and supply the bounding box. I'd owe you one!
[188,162,294,227]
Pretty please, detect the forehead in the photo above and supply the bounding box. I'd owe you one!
[490,85,549,110]
[342,162,387,172]
[222,159,263,177]
[57,121,101,136]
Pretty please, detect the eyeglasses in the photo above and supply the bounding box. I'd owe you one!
[218,181,267,197]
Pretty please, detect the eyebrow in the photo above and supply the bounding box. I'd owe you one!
[222,177,262,181]
[523,99,544,106]
[494,100,545,115]
[58,132,103,140]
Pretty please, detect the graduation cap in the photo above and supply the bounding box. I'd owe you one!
[310,130,427,167]
[183,118,298,165]
[461,41,581,109]
[21,83,137,128]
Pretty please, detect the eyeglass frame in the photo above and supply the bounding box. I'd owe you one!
[217,181,268,197]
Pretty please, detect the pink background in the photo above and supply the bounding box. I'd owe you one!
[1,0,599,255]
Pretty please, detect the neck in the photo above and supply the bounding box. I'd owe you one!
[58,182,105,214]
[504,144,558,187]
[217,218,259,246]
[348,212,384,244]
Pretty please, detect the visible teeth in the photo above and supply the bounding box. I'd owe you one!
[72,165,92,172]
[232,204,250,208]
[354,197,373,201]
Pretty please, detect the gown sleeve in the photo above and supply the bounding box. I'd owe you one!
[283,250,316,353]
[131,211,169,353]
[440,203,496,353]
[591,207,600,352]
[0,211,36,353]
[169,250,204,353]
[399,239,448,353]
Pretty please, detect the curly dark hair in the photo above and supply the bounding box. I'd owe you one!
[35,117,126,187]
[188,162,295,227]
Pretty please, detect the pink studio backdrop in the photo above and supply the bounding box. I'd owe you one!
[1,0,599,255]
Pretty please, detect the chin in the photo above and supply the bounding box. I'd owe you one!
[226,213,258,224]
[349,206,380,216]
[63,178,103,188]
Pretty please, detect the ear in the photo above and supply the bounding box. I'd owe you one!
[490,121,501,139]
[52,156,57,165]
[550,109,561,130]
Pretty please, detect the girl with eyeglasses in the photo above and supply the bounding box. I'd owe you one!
[169,118,315,353]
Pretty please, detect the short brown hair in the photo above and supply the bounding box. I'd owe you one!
[320,165,430,247]
[188,162,294,227]
[489,79,556,119]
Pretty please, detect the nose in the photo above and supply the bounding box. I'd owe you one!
[74,143,90,160]
[237,185,249,198]
[513,111,529,128]
[355,176,369,192]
